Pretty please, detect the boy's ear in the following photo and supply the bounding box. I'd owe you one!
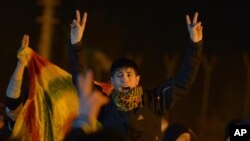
[136,75,140,85]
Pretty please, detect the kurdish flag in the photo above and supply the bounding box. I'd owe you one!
[11,47,79,141]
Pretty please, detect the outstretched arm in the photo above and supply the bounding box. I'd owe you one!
[65,71,108,139]
[6,34,30,125]
[77,71,109,121]
[174,12,203,88]
[150,12,204,114]
[6,34,29,100]
[169,12,203,107]
[69,10,88,86]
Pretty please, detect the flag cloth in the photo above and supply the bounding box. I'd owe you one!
[12,47,79,141]
[94,81,113,96]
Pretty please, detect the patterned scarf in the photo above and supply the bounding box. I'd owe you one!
[112,86,143,111]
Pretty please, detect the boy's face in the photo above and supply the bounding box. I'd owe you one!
[111,67,140,93]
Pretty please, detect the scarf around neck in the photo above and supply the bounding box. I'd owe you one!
[112,86,143,111]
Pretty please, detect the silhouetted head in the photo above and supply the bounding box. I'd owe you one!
[163,124,196,141]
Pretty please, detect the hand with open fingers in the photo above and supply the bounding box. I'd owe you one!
[186,12,203,43]
[70,10,87,45]
[17,34,33,66]
[77,70,109,120]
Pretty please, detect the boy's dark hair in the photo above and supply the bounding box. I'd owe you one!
[110,58,140,77]
[163,124,196,141]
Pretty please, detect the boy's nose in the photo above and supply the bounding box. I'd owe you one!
[121,76,128,83]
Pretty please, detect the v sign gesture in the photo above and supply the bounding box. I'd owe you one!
[186,12,203,43]
[18,34,29,54]
[70,10,87,44]
[77,71,109,120]
[17,34,32,66]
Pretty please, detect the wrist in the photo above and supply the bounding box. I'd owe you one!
[73,114,101,134]
[71,39,81,45]
[191,38,201,43]
[17,60,26,67]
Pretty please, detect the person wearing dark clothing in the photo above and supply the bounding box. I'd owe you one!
[65,127,126,141]
[64,71,124,141]
[68,10,204,141]
[2,35,30,141]
[0,104,12,141]
[163,124,196,141]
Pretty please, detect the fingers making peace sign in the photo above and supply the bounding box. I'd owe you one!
[18,34,29,54]
[70,10,88,44]
[186,12,203,43]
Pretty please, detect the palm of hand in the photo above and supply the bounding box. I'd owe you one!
[70,10,87,44]
[186,12,203,43]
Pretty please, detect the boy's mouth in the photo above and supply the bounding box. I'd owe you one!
[121,87,131,92]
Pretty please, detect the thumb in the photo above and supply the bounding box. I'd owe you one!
[193,22,202,30]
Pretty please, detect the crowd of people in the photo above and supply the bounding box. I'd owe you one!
[0,9,247,141]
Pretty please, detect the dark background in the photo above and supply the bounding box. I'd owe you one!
[1,0,250,140]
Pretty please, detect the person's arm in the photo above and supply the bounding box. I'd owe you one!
[5,35,30,129]
[169,12,203,105]
[6,61,25,99]
[69,42,87,87]
[167,40,203,108]
[6,35,29,99]
[69,10,88,87]
[148,12,203,114]
[5,61,25,121]
[65,71,109,140]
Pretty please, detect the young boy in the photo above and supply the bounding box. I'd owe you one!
[69,10,203,141]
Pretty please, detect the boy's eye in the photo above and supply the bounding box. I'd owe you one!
[117,74,122,77]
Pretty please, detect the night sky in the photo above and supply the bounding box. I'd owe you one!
[1,0,250,140]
